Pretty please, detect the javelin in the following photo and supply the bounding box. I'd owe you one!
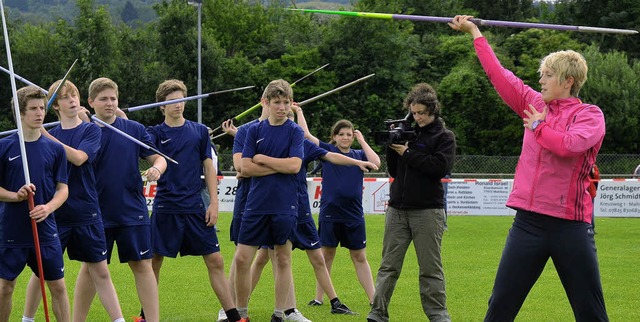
[0,86,255,137]
[91,116,179,165]
[0,1,51,321]
[46,59,78,111]
[290,8,639,35]
[123,85,255,112]
[0,65,48,94]
[212,73,375,140]
[209,63,330,134]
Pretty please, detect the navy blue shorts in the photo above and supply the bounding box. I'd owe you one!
[151,212,220,257]
[104,225,152,263]
[58,222,108,263]
[238,213,295,247]
[0,243,65,281]
[230,215,242,245]
[292,219,321,251]
[318,221,367,250]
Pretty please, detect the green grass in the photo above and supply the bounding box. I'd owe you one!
[9,215,640,321]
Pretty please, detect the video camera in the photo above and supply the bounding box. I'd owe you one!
[374,112,417,146]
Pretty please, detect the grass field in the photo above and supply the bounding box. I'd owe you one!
[9,214,640,321]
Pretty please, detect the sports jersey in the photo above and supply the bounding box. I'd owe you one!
[318,141,367,223]
[242,119,304,216]
[0,134,67,247]
[147,120,212,214]
[94,117,155,228]
[232,119,259,219]
[49,122,102,226]
[296,140,328,223]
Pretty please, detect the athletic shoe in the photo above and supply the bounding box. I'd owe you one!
[132,317,145,322]
[284,309,311,322]
[307,299,323,306]
[239,318,250,322]
[271,314,284,322]
[331,301,357,315]
[217,308,228,322]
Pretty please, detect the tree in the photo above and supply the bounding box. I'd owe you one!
[121,1,139,24]
[580,45,640,153]
[314,2,420,150]
[73,0,118,86]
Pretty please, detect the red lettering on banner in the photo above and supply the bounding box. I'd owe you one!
[142,183,157,198]
[314,186,322,199]
[148,184,157,197]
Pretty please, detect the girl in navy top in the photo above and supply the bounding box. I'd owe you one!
[306,119,381,305]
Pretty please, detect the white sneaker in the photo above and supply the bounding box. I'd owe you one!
[217,308,228,322]
[284,309,311,322]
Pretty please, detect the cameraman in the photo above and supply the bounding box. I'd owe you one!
[368,83,455,322]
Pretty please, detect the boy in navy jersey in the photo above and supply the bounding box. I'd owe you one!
[0,86,70,321]
[146,79,242,322]
[234,79,304,322]
[22,80,124,322]
[75,77,164,322]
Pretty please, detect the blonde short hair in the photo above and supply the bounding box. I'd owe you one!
[262,79,293,102]
[539,50,588,97]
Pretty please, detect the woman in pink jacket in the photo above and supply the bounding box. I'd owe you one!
[450,16,608,321]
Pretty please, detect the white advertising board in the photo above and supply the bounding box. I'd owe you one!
[142,177,640,218]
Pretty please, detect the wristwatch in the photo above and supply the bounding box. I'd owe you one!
[532,120,543,131]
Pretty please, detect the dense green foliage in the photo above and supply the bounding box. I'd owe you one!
[0,0,639,155]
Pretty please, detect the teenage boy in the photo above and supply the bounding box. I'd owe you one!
[75,77,164,322]
[146,79,243,322]
[234,79,304,322]
[0,86,70,322]
[22,80,125,322]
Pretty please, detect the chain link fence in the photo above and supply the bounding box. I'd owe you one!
[142,153,640,179]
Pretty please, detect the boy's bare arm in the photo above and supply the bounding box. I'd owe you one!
[252,154,302,174]
[30,182,68,223]
[241,157,279,177]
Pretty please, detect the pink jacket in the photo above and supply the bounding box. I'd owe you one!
[474,37,605,223]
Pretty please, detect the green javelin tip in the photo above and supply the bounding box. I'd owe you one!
[289,8,393,20]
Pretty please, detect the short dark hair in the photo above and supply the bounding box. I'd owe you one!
[403,83,440,117]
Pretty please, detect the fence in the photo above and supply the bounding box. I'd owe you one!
[141,154,640,179]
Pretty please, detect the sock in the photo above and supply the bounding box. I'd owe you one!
[284,308,295,316]
[113,318,126,322]
[237,307,248,318]
[140,308,145,319]
[226,308,241,322]
[330,297,340,307]
[274,309,285,318]
[21,316,35,322]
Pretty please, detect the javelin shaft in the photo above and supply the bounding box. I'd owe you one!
[212,73,376,140]
[0,88,256,137]
[210,63,331,134]
[290,9,639,35]
[123,85,255,112]
[298,73,375,106]
[46,59,78,111]
[0,2,51,322]
[91,116,179,165]
[0,65,48,94]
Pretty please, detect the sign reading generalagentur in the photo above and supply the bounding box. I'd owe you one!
[142,177,640,218]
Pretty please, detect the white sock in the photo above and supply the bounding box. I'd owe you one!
[113,318,126,322]
[22,316,35,322]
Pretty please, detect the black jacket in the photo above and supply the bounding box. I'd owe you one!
[386,118,456,209]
